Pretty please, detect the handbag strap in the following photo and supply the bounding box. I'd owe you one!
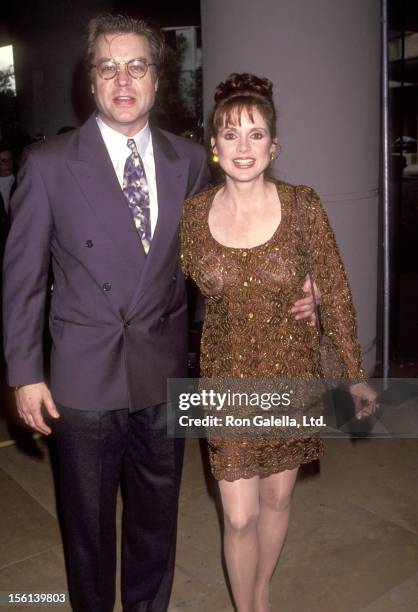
[293,186,323,340]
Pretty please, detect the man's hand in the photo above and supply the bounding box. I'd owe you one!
[15,383,60,435]
[350,382,379,420]
[290,274,321,327]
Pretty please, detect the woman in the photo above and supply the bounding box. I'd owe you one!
[180,73,376,612]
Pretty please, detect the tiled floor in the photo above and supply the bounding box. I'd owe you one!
[1,406,418,611]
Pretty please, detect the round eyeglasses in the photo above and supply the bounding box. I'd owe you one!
[91,58,156,80]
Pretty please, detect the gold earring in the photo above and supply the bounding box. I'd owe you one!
[212,153,220,163]
[270,151,276,161]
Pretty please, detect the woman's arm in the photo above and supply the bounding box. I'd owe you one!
[179,196,194,279]
[300,187,378,416]
[301,186,364,380]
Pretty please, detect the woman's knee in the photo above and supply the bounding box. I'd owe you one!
[260,488,293,513]
[223,508,259,534]
[259,469,298,512]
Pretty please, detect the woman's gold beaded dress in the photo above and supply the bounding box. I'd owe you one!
[180,180,364,481]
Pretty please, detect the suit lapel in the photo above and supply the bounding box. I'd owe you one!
[147,127,189,263]
[125,127,190,317]
[68,114,146,271]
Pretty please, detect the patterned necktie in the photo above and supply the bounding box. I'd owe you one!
[122,138,151,253]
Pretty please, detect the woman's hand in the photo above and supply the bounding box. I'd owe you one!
[349,382,379,420]
[290,275,321,326]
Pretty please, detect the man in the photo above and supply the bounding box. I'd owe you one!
[3,14,317,612]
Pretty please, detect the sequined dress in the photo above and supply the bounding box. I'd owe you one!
[180,180,364,481]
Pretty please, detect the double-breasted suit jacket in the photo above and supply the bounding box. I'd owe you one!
[3,114,210,411]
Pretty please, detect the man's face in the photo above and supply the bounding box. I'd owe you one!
[0,150,13,177]
[91,32,158,136]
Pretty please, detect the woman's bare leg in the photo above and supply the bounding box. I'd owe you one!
[253,467,299,612]
[218,476,260,612]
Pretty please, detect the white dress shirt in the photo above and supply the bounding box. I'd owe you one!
[97,116,158,237]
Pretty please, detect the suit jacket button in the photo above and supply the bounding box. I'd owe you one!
[172,275,177,281]
[102,282,111,291]
[85,240,94,248]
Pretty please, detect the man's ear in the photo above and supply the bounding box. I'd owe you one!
[154,77,159,93]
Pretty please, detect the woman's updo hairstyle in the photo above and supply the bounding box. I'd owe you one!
[210,73,277,140]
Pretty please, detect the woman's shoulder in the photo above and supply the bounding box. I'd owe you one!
[272,179,326,232]
[186,182,220,202]
[274,179,321,210]
[184,183,221,215]
[271,178,317,199]
[181,184,220,237]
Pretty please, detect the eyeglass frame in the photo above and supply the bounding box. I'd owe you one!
[91,58,157,80]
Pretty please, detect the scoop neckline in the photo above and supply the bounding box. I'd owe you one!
[206,181,287,252]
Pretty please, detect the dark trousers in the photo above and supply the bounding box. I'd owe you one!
[53,404,185,612]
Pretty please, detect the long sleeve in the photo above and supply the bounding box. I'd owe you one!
[180,146,211,278]
[2,146,53,386]
[179,196,194,279]
[299,186,365,380]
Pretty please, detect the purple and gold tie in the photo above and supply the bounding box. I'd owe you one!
[122,138,151,254]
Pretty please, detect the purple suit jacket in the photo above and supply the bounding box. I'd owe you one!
[2,114,210,411]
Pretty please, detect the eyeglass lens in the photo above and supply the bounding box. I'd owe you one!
[97,59,149,79]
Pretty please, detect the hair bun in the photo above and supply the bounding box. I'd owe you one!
[214,73,273,104]
[210,72,277,139]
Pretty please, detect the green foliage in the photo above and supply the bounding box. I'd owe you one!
[0,66,15,94]
[153,33,188,122]
[152,33,202,134]
[184,65,202,120]
[0,67,17,134]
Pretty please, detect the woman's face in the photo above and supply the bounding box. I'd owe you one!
[211,107,276,183]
